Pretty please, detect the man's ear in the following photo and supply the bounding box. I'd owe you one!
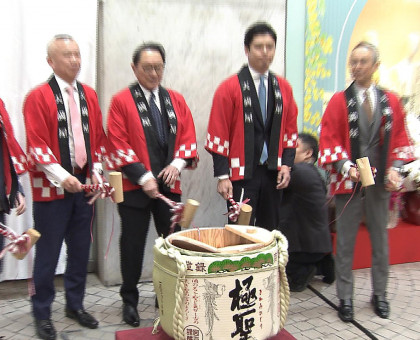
[304,148,314,162]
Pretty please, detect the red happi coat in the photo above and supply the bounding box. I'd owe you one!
[205,73,298,180]
[318,89,413,195]
[106,87,198,194]
[23,83,107,201]
[0,99,27,195]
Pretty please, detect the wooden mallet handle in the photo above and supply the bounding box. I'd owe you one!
[179,199,200,228]
[109,171,124,203]
[13,228,41,260]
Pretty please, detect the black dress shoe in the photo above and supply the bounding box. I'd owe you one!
[65,308,99,329]
[288,265,317,292]
[35,319,56,340]
[122,303,140,327]
[319,253,335,284]
[338,299,354,322]
[371,295,390,319]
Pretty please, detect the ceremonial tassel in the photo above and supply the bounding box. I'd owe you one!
[81,170,123,204]
[156,193,185,234]
[156,195,201,232]
[0,223,40,260]
[329,161,376,226]
[226,196,252,225]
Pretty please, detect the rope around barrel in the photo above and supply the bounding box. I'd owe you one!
[156,230,291,339]
[167,246,187,340]
[272,230,290,330]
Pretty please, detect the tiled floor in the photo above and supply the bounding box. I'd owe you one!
[0,262,419,340]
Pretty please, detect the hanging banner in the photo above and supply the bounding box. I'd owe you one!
[304,0,420,135]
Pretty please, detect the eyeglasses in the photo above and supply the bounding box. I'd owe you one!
[141,64,165,74]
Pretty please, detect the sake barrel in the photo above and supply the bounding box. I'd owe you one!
[153,226,289,340]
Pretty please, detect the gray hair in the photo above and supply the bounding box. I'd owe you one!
[47,34,75,56]
[352,41,380,64]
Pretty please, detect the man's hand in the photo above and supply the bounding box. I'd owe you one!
[142,177,159,198]
[386,168,402,192]
[158,165,180,186]
[276,165,291,189]
[348,167,360,182]
[217,178,233,200]
[84,173,102,197]
[15,192,26,215]
[61,175,83,193]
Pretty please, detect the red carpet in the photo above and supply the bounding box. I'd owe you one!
[332,219,420,269]
[115,326,296,340]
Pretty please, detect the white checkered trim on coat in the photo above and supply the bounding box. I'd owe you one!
[95,146,107,162]
[205,133,229,156]
[229,157,245,177]
[319,146,349,165]
[30,146,56,164]
[110,149,138,168]
[33,177,64,198]
[393,145,415,160]
[175,143,197,158]
[11,155,26,174]
[284,133,298,147]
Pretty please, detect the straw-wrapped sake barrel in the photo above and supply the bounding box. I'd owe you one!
[153,226,289,340]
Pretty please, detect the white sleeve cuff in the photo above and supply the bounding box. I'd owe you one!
[341,160,354,177]
[138,171,154,186]
[37,163,71,187]
[217,174,230,180]
[170,158,187,173]
[93,162,103,173]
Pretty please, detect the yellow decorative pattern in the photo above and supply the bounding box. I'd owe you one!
[304,0,332,136]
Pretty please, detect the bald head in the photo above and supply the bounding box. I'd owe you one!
[46,34,81,84]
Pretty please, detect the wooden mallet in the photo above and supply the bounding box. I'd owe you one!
[108,171,124,203]
[12,228,41,260]
[237,204,253,225]
[356,157,375,187]
[179,199,200,228]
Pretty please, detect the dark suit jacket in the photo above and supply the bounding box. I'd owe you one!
[279,163,332,253]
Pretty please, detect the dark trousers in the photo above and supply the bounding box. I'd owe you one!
[231,165,282,231]
[287,252,326,281]
[31,183,93,319]
[118,192,180,307]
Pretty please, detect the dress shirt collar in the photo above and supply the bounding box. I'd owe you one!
[354,83,375,104]
[55,74,77,93]
[139,83,159,102]
[248,65,268,81]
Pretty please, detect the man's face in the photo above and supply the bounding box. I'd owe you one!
[245,33,276,74]
[131,50,164,91]
[294,138,312,164]
[47,39,81,84]
[349,46,379,88]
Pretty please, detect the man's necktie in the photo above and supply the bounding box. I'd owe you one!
[150,92,165,144]
[362,89,373,123]
[66,86,87,168]
[259,75,268,164]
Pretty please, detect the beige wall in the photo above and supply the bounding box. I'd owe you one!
[96,0,286,285]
